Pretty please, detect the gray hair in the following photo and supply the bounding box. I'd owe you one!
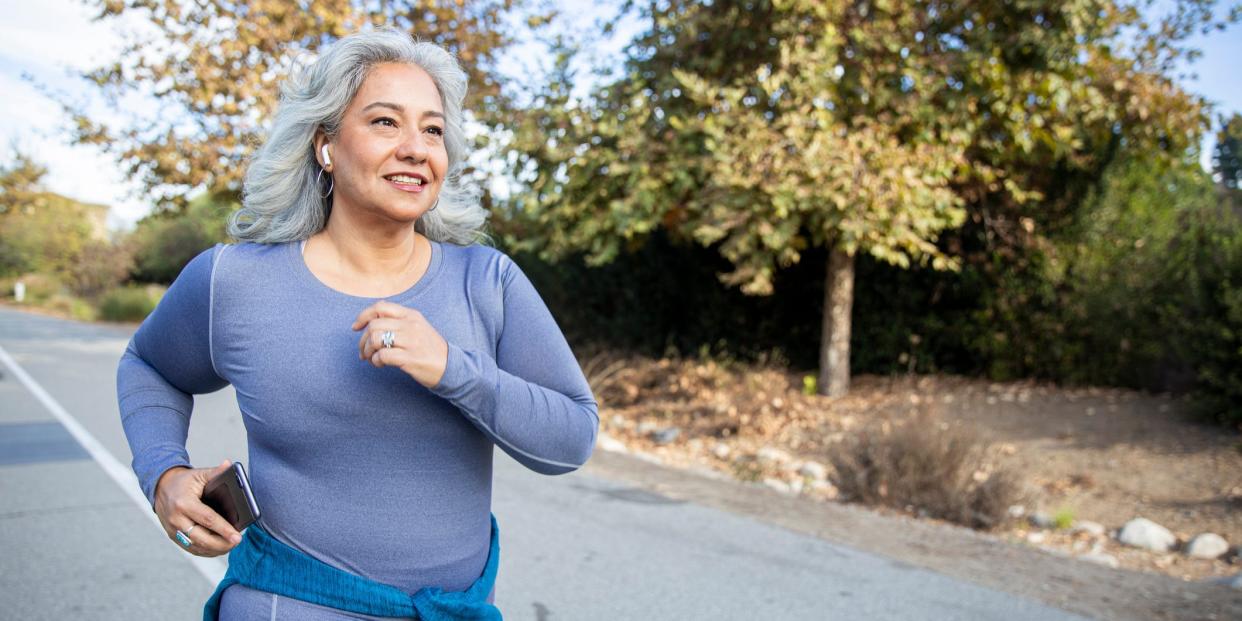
[229,29,490,245]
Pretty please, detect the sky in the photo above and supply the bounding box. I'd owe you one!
[1,1,1239,232]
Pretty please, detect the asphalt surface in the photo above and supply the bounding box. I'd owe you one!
[0,305,1097,620]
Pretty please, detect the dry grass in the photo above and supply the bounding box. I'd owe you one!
[828,415,1027,530]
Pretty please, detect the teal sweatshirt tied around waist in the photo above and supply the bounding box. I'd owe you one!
[203,514,502,620]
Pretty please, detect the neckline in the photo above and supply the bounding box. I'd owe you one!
[288,237,444,301]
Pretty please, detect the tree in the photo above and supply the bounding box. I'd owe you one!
[67,0,541,210]
[0,151,48,217]
[126,191,235,283]
[502,0,1232,396]
[1214,113,1242,190]
[0,150,113,282]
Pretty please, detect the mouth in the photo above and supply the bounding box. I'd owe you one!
[384,173,430,192]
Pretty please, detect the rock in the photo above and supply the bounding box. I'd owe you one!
[1079,552,1120,568]
[1007,504,1026,519]
[636,421,659,435]
[1027,532,1047,544]
[1039,545,1070,558]
[789,478,804,495]
[1072,520,1107,537]
[651,427,681,445]
[798,460,828,480]
[1029,512,1056,529]
[1184,533,1229,559]
[1220,573,1242,589]
[712,443,731,460]
[1117,517,1177,553]
[763,478,793,494]
[609,414,627,428]
[756,447,791,466]
[809,479,840,499]
[595,432,628,453]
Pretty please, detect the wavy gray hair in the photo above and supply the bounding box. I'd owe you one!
[229,29,490,245]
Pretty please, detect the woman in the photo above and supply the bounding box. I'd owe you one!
[116,29,598,620]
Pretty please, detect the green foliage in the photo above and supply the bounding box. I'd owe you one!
[514,146,1242,428]
[127,192,233,283]
[802,375,817,397]
[499,229,828,364]
[1215,113,1242,190]
[504,0,1226,289]
[1157,206,1242,426]
[0,152,48,217]
[499,0,1233,396]
[99,285,166,323]
[1052,507,1076,530]
[0,150,120,288]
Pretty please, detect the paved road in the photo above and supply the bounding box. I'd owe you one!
[0,306,1096,620]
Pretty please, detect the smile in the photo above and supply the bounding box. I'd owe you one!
[384,174,429,193]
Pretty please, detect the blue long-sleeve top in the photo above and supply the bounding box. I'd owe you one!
[116,238,598,601]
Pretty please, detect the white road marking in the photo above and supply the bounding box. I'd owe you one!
[0,343,225,584]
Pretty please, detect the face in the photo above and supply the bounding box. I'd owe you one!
[318,62,449,225]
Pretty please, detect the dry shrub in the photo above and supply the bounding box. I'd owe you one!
[579,348,633,408]
[829,418,1025,530]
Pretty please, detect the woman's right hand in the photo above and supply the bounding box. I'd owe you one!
[153,460,244,557]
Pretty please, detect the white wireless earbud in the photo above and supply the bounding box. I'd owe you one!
[321,144,332,168]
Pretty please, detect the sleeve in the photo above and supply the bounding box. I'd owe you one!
[429,256,599,475]
[116,244,229,506]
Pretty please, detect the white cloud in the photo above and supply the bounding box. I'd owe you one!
[0,0,154,231]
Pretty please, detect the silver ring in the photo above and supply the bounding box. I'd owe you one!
[381,331,395,349]
[184,524,196,535]
[175,530,193,548]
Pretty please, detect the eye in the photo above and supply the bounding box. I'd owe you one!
[425,125,444,136]
[371,117,398,128]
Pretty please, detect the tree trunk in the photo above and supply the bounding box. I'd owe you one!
[818,243,855,397]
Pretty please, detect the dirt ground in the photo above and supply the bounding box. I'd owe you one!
[583,352,1242,583]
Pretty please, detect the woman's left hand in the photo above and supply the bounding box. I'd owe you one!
[352,300,449,388]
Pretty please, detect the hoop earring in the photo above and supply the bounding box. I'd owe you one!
[315,167,334,199]
[427,198,439,212]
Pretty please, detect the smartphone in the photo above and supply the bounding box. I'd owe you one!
[202,462,261,531]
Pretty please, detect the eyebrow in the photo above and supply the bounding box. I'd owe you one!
[360,101,445,120]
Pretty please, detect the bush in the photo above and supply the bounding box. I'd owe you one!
[0,273,64,304]
[1159,207,1242,427]
[98,284,165,322]
[45,293,97,322]
[66,239,133,298]
[126,192,232,284]
[829,418,1025,530]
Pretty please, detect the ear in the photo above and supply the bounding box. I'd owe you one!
[313,130,332,170]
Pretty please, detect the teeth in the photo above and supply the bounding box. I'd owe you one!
[388,175,423,185]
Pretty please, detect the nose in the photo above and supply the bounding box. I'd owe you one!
[395,127,429,163]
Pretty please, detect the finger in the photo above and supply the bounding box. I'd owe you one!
[185,497,243,547]
[206,459,232,478]
[360,321,401,361]
[358,319,388,359]
[351,301,408,330]
[370,345,406,369]
[170,517,214,556]
[166,505,234,557]
[351,305,378,331]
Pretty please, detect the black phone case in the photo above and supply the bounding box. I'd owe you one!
[202,462,260,531]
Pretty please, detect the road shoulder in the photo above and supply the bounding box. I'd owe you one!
[584,448,1242,621]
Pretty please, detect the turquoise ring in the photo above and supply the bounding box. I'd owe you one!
[175,530,193,548]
